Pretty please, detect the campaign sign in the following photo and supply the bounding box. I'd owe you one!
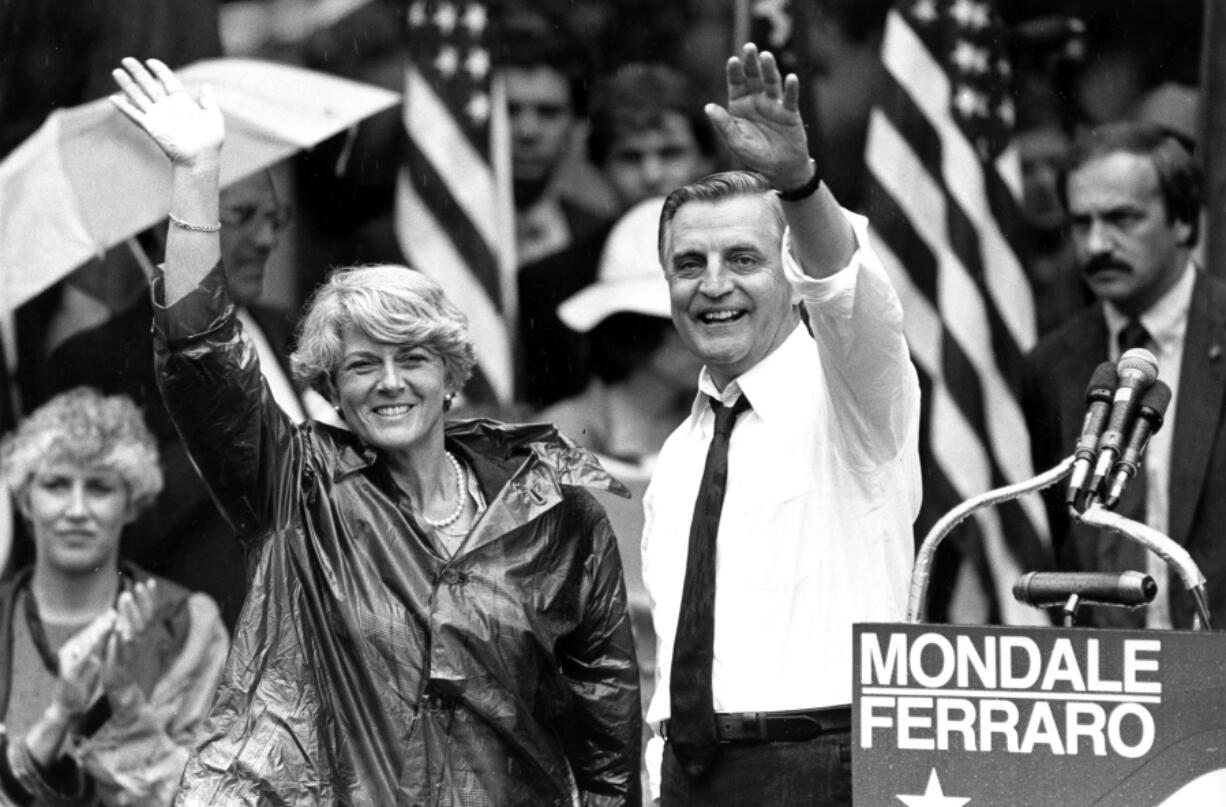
[853,624,1226,806]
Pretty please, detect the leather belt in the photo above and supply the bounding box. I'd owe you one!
[661,706,852,744]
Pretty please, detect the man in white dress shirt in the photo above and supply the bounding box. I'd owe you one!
[641,43,922,805]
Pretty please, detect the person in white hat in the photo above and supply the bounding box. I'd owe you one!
[537,197,701,469]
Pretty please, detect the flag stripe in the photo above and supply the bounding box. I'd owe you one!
[867,113,1037,489]
[402,136,503,309]
[403,64,500,246]
[874,228,1049,539]
[868,1,1052,622]
[875,78,1027,396]
[396,176,514,402]
[882,12,1035,349]
[398,2,515,405]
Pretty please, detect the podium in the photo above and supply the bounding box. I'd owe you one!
[852,453,1226,805]
[852,623,1226,805]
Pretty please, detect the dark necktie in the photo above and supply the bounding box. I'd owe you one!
[1118,320,1151,355]
[669,394,752,779]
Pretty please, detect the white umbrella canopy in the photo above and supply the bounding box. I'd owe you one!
[0,57,400,309]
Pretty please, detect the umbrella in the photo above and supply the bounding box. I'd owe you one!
[0,57,400,309]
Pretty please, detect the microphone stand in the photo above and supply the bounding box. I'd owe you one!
[905,454,1214,631]
[1076,504,1212,630]
[906,456,1073,623]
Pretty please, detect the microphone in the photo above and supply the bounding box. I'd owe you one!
[1065,361,1119,511]
[1087,349,1159,502]
[1102,381,1172,509]
[1013,571,1157,609]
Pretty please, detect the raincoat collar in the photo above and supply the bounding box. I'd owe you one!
[328,418,629,554]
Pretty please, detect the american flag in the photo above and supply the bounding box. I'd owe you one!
[865,0,1051,623]
[397,0,516,405]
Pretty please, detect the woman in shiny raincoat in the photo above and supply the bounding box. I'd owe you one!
[109,58,641,806]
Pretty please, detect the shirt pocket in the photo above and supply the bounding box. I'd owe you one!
[718,475,819,591]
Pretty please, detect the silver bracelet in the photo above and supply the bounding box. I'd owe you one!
[168,212,221,232]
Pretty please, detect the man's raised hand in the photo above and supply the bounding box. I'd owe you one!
[703,43,813,190]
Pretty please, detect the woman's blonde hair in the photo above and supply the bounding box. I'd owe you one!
[0,387,163,511]
[290,265,477,399]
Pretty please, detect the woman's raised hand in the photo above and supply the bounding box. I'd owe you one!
[111,57,224,168]
[100,580,158,708]
[51,609,116,717]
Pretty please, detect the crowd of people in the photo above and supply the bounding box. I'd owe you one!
[0,1,1219,806]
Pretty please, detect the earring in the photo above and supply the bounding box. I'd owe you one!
[443,392,456,412]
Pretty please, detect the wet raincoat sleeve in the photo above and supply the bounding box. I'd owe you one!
[76,594,229,807]
[558,495,643,806]
[150,264,297,539]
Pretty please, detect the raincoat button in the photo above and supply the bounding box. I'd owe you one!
[440,569,468,585]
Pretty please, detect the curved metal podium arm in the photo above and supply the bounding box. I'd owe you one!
[905,456,1075,623]
[1077,505,1212,630]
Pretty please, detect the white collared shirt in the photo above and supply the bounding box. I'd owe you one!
[1102,261,1195,629]
[641,212,922,725]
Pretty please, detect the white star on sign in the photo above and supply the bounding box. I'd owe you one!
[896,769,970,807]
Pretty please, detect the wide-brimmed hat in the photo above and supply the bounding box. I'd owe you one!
[557,196,670,333]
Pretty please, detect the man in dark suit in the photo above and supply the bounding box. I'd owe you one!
[43,169,330,628]
[1023,121,1226,629]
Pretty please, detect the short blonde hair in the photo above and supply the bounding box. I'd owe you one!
[0,387,163,511]
[291,265,477,398]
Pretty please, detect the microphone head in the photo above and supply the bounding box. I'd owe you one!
[1085,361,1118,402]
[1118,348,1158,385]
[1138,380,1173,425]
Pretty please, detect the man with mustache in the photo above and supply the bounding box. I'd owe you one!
[1022,120,1226,629]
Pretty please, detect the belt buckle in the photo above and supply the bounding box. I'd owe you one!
[753,712,769,741]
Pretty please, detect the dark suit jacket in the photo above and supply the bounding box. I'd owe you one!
[1022,270,1226,629]
[44,294,299,629]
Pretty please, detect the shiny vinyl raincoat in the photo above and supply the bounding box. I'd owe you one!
[155,267,642,806]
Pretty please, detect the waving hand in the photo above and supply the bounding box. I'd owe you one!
[111,57,224,168]
[704,43,812,190]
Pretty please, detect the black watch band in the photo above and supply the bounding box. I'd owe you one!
[776,159,823,201]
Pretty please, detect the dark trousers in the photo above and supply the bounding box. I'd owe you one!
[660,732,852,806]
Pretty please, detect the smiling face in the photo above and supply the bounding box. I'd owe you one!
[334,327,451,458]
[662,195,799,388]
[22,463,134,576]
[1067,150,1191,317]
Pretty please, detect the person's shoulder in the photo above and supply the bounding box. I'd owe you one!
[519,220,615,287]
[50,294,152,363]
[246,303,297,354]
[1193,267,1226,302]
[535,388,601,449]
[1026,303,1103,367]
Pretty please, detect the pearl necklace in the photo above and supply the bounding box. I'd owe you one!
[420,451,467,529]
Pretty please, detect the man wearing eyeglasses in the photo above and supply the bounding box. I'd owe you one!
[42,168,329,629]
